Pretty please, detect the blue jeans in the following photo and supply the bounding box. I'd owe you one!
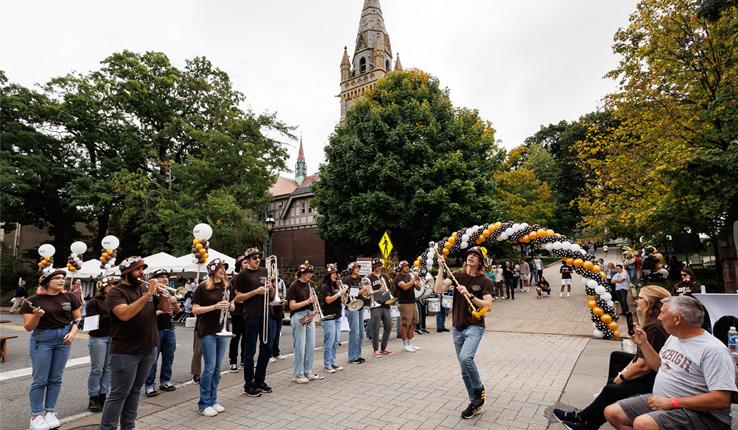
[29,326,72,415]
[88,336,112,397]
[198,335,228,411]
[322,318,341,368]
[146,328,176,388]
[290,310,315,378]
[436,302,448,329]
[345,308,364,361]
[452,325,485,401]
[627,268,637,285]
[100,349,156,430]
[242,315,273,389]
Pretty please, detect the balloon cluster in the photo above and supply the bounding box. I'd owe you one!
[37,243,55,271]
[191,223,213,264]
[99,235,120,270]
[414,221,620,340]
[67,241,87,272]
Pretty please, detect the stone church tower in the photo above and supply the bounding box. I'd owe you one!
[339,0,402,121]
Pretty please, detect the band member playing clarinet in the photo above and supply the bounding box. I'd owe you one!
[394,261,421,353]
[22,269,82,430]
[434,246,494,419]
[234,247,274,397]
[192,259,233,417]
[368,258,393,358]
[101,256,159,430]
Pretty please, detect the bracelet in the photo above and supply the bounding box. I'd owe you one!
[671,397,680,408]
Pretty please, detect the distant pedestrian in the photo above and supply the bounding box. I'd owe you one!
[559,261,573,298]
[532,255,543,285]
[519,258,531,293]
[10,277,28,312]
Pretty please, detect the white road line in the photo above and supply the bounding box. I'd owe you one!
[0,356,90,382]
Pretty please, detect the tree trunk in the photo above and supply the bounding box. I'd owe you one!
[714,223,738,293]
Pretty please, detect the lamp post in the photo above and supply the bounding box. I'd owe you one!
[264,215,276,256]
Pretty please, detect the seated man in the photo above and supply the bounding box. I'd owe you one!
[604,295,737,430]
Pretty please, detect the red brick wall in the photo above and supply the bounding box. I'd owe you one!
[271,227,326,270]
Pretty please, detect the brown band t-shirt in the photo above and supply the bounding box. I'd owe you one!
[106,281,158,354]
[235,267,270,317]
[85,297,110,337]
[343,275,368,307]
[367,273,391,309]
[20,292,81,330]
[451,271,494,330]
[393,273,416,305]
[192,280,227,338]
[286,279,314,315]
[319,281,342,320]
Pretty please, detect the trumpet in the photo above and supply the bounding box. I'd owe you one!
[263,255,279,344]
[433,248,489,320]
[337,279,350,305]
[217,287,235,337]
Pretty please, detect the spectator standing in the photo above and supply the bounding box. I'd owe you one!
[532,255,544,285]
[611,265,631,316]
[672,268,699,296]
[519,258,531,293]
[494,264,505,299]
[560,261,573,298]
[11,277,28,312]
[503,262,516,300]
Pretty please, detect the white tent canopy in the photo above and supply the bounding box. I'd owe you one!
[143,252,177,274]
[63,258,104,280]
[168,248,236,276]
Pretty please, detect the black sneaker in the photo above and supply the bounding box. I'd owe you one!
[88,396,102,412]
[461,403,482,419]
[192,374,200,384]
[256,382,272,393]
[563,419,589,430]
[243,387,262,397]
[473,385,486,407]
[229,363,238,371]
[356,357,366,364]
[553,409,577,424]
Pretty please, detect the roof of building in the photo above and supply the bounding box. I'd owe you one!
[270,174,319,197]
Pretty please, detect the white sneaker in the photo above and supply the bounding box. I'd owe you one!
[403,344,416,352]
[324,366,336,373]
[199,406,218,417]
[411,343,422,351]
[44,413,60,429]
[268,357,277,363]
[567,292,571,297]
[293,376,309,384]
[559,292,563,298]
[306,373,324,380]
[212,403,225,413]
[30,415,48,430]
[331,364,344,371]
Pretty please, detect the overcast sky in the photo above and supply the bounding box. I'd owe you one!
[1,0,637,176]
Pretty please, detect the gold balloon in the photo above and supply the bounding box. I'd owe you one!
[593,307,604,317]
[600,272,607,279]
[613,330,621,339]
[583,261,594,271]
[546,229,554,236]
[442,248,450,257]
[587,300,597,309]
[574,258,584,267]
[520,235,530,243]
[528,231,538,240]
[608,321,619,331]
[592,264,602,273]
[566,258,575,265]
[601,314,613,325]
[413,261,420,269]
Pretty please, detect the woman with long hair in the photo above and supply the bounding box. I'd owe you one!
[319,264,344,373]
[192,259,233,417]
[21,269,82,430]
[553,285,671,430]
[85,277,117,412]
[672,267,699,296]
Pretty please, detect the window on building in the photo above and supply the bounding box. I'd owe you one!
[386,59,390,70]
[301,201,306,214]
[359,57,366,74]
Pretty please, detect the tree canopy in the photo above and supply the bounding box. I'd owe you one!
[313,69,504,260]
[0,51,290,259]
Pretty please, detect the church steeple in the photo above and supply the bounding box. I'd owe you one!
[395,52,402,71]
[339,0,397,121]
[295,137,307,186]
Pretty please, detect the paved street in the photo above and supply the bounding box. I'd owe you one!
[2,252,736,429]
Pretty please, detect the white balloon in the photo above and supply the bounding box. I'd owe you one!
[512,223,521,230]
[562,242,572,250]
[498,233,508,241]
[192,223,213,241]
[586,279,599,288]
[606,300,615,308]
[104,263,112,269]
[595,285,607,295]
[101,235,120,250]
[571,244,581,252]
[593,329,605,339]
[505,228,514,235]
[461,234,470,242]
[520,223,529,229]
[70,241,87,255]
[460,241,469,249]
[552,241,562,250]
[544,243,554,252]
[38,243,56,257]
[580,249,587,255]
[192,255,199,264]
[600,292,612,301]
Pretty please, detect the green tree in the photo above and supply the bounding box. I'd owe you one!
[494,167,555,226]
[575,0,738,289]
[313,70,504,260]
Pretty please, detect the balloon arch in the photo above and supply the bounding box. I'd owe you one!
[413,221,620,340]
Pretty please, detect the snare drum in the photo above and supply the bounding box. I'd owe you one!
[442,295,453,309]
[426,298,441,313]
[390,305,400,318]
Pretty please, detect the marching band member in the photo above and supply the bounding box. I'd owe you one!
[85,276,117,413]
[319,264,344,373]
[234,247,275,397]
[145,269,179,397]
[286,261,321,383]
[343,261,369,364]
[101,256,159,430]
[393,261,421,352]
[192,259,233,417]
[228,254,248,371]
[22,269,82,430]
[434,246,494,419]
[368,258,393,358]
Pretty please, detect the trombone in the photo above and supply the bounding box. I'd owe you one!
[364,276,381,309]
[379,275,398,305]
[433,248,489,320]
[262,255,280,344]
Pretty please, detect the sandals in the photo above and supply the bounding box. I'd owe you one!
[373,351,383,358]
[381,349,394,356]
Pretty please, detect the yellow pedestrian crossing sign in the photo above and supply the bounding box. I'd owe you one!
[378,232,393,259]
